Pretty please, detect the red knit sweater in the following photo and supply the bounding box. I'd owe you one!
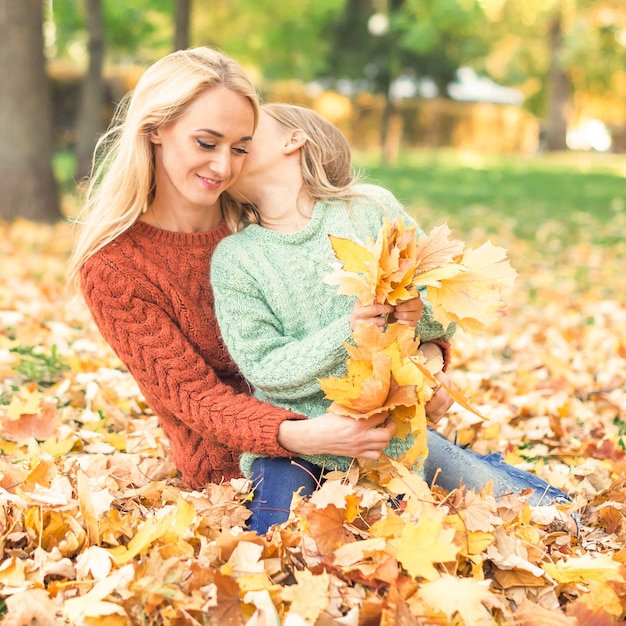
[80,220,304,489]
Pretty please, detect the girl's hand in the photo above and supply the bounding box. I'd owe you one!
[389,292,423,326]
[349,300,393,332]
[425,370,454,423]
[418,341,454,423]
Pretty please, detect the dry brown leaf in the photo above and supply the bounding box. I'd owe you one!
[281,568,331,623]
[303,502,355,556]
[3,588,60,626]
[514,597,578,625]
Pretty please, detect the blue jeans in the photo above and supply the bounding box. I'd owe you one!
[247,429,571,535]
[247,457,324,534]
[424,429,571,506]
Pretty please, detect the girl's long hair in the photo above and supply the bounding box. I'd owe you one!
[67,46,259,294]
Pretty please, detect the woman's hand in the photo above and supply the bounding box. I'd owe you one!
[278,412,396,459]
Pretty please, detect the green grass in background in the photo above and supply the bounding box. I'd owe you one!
[55,148,626,246]
[355,150,626,246]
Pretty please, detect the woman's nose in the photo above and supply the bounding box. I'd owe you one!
[210,149,231,178]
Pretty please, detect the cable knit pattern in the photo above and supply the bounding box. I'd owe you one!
[210,184,454,477]
[80,220,305,489]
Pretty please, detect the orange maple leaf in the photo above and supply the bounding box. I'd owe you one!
[325,219,432,306]
[319,323,430,464]
[304,502,355,556]
[1,393,60,444]
[319,352,392,417]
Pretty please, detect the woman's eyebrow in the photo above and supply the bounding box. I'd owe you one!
[196,128,253,142]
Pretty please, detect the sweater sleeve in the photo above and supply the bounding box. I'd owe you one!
[80,254,305,458]
[211,251,352,401]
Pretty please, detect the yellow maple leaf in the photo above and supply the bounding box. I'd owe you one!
[332,536,389,567]
[40,435,78,456]
[281,568,331,623]
[63,566,134,623]
[426,240,517,332]
[328,234,378,274]
[319,323,433,469]
[6,388,42,420]
[377,220,421,305]
[396,510,460,581]
[107,496,196,565]
[381,457,433,506]
[324,233,381,305]
[369,510,406,539]
[309,479,355,510]
[413,223,465,272]
[323,264,377,305]
[418,574,496,625]
[579,579,624,619]
[325,218,516,333]
[542,553,625,584]
[346,321,420,360]
[320,324,425,416]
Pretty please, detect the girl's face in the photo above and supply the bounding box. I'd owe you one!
[150,86,255,213]
[228,111,287,201]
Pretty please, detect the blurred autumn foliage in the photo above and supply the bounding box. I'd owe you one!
[1,217,626,624]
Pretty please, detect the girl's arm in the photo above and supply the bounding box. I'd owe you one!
[211,257,355,400]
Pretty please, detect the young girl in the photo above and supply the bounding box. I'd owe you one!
[211,103,571,534]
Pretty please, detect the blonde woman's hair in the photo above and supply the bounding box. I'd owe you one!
[236,103,362,228]
[67,46,259,295]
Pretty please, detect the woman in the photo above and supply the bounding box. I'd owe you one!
[211,103,572,534]
[67,48,401,495]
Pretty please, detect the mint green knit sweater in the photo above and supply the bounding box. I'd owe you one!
[210,184,454,477]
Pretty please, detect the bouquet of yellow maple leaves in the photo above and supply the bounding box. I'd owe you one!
[319,219,517,470]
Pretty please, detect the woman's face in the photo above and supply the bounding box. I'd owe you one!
[151,86,255,212]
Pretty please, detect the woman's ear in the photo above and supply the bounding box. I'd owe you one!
[149,128,161,145]
[283,129,306,154]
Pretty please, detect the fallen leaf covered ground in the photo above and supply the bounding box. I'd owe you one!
[1,217,626,625]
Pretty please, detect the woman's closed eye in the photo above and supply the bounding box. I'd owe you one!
[196,138,216,150]
[196,138,249,155]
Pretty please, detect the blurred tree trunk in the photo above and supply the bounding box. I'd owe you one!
[175,0,191,50]
[75,0,105,182]
[0,0,60,222]
[378,0,404,165]
[545,13,569,151]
